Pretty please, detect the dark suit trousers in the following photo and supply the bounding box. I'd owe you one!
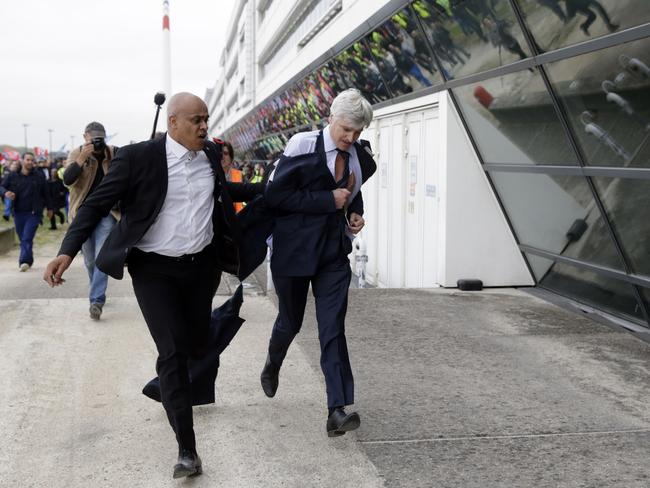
[127,245,218,452]
[269,228,354,409]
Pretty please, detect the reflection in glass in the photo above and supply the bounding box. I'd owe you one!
[516,0,650,52]
[255,133,289,161]
[296,80,327,125]
[525,253,644,321]
[318,61,350,95]
[592,177,650,278]
[452,69,578,165]
[547,38,650,167]
[365,7,441,96]
[329,41,392,104]
[639,288,650,325]
[413,0,530,80]
[490,171,623,269]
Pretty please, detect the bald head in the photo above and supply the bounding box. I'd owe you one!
[167,92,209,151]
[167,92,206,117]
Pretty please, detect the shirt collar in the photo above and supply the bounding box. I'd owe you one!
[166,133,196,160]
[323,125,337,153]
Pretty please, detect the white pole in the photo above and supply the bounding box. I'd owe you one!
[162,0,172,99]
[48,129,53,163]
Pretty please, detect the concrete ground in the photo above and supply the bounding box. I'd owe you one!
[1,224,649,487]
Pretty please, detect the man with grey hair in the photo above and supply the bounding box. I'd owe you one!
[260,88,377,436]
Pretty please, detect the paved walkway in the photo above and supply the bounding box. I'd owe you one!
[1,224,649,487]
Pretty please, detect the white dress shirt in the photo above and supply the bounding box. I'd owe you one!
[136,134,215,256]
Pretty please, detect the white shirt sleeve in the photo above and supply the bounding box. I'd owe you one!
[282,130,319,158]
[269,130,319,183]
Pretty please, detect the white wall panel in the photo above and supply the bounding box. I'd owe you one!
[440,93,533,287]
[389,119,405,287]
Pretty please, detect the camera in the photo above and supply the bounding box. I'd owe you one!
[92,137,106,152]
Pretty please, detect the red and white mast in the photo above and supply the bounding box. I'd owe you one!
[162,0,172,97]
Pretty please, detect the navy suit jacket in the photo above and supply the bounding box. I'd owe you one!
[265,131,376,277]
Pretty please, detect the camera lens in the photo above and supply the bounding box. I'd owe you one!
[92,138,105,152]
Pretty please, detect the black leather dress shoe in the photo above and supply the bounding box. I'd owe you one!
[260,355,280,398]
[326,408,361,437]
[173,449,202,479]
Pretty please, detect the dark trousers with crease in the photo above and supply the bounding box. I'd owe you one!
[127,245,218,452]
[269,227,354,409]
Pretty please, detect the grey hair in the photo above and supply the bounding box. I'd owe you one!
[329,88,373,129]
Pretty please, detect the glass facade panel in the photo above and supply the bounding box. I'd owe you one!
[216,0,650,329]
[318,60,352,95]
[413,0,531,80]
[490,171,623,269]
[252,133,288,161]
[329,41,392,105]
[546,38,650,167]
[452,69,578,165]
[592,176,650,278]
[639,287,650,323]
[365,7,442,96]
[516,0,650,52]
[524,253,645,321]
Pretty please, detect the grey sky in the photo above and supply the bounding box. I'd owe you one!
[0,0,235,151]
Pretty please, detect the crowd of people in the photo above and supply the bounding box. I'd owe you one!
[0,130,270,284]
[0,153,68,271]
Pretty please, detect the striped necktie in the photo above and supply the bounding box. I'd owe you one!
[334,149,350,188]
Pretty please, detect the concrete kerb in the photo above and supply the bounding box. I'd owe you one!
[0,227,15,254]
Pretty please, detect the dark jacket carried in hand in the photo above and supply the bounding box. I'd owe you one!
[58,136,262,279]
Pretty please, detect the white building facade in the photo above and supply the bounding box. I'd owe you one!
[206,0,650,336]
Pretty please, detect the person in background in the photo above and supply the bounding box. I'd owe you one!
[241,162,254,183]
[250,163,265,184]
[56,162,68,219]
[47,168,67,230]
[64,122,120,320]
[483,17,528,62]
[2,160,21,222]
[37,158,50,180]
[564,0,619,36]
[0,152,52,271]
[220,140,244,212]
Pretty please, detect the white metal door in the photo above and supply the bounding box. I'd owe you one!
[370,105,439,288]
[376,120,392,288]
[403,108,440,287]
[360,124,378,284]
[389,118,405,288]
[405,112,423,287]
[421,109,440,287]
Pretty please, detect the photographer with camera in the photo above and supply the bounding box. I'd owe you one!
[63,121,120,320]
